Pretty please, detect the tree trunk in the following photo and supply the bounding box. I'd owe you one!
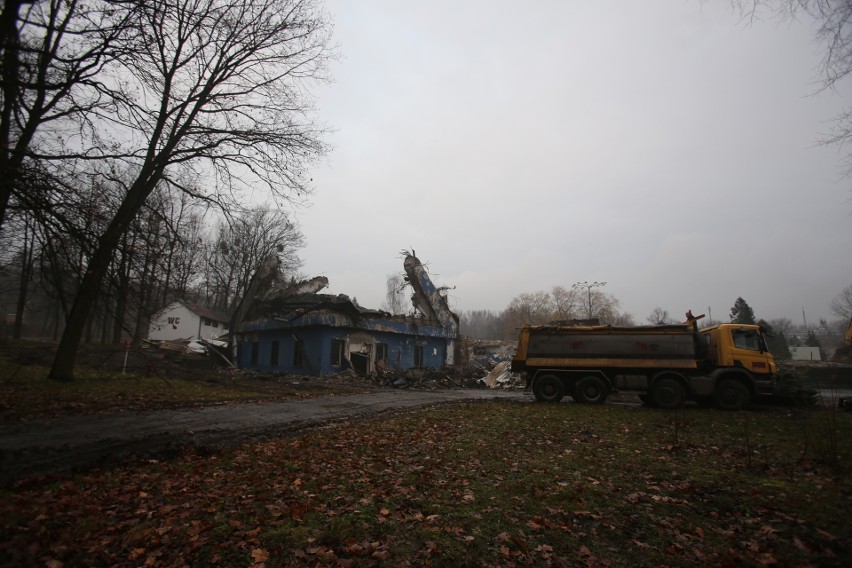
[13,216,34,338]
[112,235,131,343]
[49,168,162,381]
[0,0,25,231]
[132,242,152,341]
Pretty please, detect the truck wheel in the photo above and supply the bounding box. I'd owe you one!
[650,377,686,409]
[574,376,608,404]
[533,374,564,403]
[714,379,750,410]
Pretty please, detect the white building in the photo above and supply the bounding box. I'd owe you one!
[148,300,230,342]
[789,346,822,362]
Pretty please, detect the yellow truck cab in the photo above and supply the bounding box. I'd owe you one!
[701,324,776,375]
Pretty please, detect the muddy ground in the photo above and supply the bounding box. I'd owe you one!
[0,390,525,487]
[0,339,524,485]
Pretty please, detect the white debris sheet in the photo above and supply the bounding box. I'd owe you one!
[482,360,518,389]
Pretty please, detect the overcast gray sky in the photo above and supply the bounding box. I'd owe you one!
[296,0,851,325]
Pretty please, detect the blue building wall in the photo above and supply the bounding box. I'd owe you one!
[236,312,452,376]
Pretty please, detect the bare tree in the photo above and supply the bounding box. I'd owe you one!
[49,0,332,380]
[458,309,501,339]
[551,285,581,320]
[733,1,852,174]
[768,316,795,336]
[647,307,672,325]
[0,0,133,230]
[501,290,553,337]
[609,310,636,326]
[381,273,405,315]
[590,290,623,325]
[830,283,852,319]
[201,207,304,313]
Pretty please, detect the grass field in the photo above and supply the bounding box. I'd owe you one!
[0,340,377,422]
[2,400,850,567]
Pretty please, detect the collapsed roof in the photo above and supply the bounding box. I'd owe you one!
[239,252,458,330]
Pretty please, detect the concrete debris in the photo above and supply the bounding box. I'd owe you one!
[142,337,235,367]
[142,338,195,353]
[482,360,510,388]
[281,275,329,297]
[374,366,481,390]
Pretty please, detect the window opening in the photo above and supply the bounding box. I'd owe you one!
[375,343,388,364]
[250,341,259,365]
[331,339,345,367]
[294,339,304,368]
[270,341,279,367]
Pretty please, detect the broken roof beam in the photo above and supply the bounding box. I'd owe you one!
[402,253,458,334]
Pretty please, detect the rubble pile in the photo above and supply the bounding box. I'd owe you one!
[374,366,482,390]
[368,358,524,391]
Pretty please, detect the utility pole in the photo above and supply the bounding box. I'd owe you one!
[572,281,606,320]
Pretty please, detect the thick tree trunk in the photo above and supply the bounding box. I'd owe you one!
[0,0,25,230]
[13,217,33,338]
[49,169,161,380]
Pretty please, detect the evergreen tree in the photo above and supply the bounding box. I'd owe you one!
[730,297,756,324]
[758,319,791,360]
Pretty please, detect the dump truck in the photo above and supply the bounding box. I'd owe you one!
[511,312,776,410]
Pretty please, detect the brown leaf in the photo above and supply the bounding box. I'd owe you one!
[793,536,811,552]
[250,548,269,563]
[511,535,528,554]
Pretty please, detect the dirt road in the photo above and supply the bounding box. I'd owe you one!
[0,389,525,485]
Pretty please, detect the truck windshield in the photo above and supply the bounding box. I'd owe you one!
[731,329,761,352]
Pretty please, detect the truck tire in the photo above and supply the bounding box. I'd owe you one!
[650,377,686,409]
[573,376,608,404]
[533,374,564,403]
[714,379,750,410]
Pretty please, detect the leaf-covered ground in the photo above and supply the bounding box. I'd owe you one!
[2,401,850,567]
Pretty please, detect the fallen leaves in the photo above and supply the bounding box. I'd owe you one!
[0,402,849,567]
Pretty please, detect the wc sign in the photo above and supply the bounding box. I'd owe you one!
[168,316,180,329]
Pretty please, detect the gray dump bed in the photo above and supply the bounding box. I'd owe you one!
[525,325,697,362]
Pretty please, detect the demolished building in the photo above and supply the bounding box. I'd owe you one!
[233,253,459,376]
